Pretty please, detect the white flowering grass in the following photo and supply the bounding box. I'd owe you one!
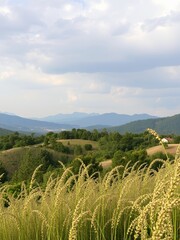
[0,131,179,240]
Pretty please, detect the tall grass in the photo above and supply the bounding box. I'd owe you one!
[0,137,179,239]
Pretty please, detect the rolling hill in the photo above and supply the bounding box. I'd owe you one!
[109,114,180,135]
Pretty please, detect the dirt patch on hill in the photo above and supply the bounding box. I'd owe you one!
[100,159,112,168]
[147,144,179,156]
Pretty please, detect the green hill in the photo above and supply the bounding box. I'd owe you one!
[0,146,72,180]
[109,114,180,134]
[0,128,13,136]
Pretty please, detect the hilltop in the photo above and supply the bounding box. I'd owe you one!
[109,113,180,135]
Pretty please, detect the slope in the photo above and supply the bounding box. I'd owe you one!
[109,114,180,135]
[0,128,14,136]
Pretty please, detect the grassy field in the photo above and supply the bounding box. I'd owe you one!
[147,144,179,156]
[58,139,99,149]
[100,159,112,168]
[0,150,179,240]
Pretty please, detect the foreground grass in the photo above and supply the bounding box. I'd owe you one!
[0,151,180,240]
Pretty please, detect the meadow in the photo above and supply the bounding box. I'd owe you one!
[0,150,179,239]
[0,130,179,240]
[57,139,99,149]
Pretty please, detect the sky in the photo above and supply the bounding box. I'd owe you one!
[0,0,180,118]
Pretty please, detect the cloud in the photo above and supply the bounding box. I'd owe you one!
[0,0,180,117]
[0,4,43,37]
[141,11,180,32]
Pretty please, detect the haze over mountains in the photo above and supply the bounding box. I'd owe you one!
[0,112,157,133]
[1,111,180,135]
[39,112,157,128]
[0,113,75,133]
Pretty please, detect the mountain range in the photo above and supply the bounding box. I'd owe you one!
[0,112,157,134]
[0,113,76,133]
[1,112,180,135]
[38,112,157,127]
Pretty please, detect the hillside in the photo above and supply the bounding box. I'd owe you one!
[0,146,73,179]
[0,128,13,136]
[109,113,180,134]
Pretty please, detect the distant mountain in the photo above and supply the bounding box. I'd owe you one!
[0,112,158,134]
[40,112,157,128]
[40,112,98,123]
[0,113,77,133]
[109,114,180,135]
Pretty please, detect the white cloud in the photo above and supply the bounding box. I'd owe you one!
[0,6,11,16]
[67,90,79,103]
[0,0,180,117]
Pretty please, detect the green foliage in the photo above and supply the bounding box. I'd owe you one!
[112,149,150,169]
[50,141,70,154]
[73,144,83,155]
[84,143,93,151]
[12,148,56,183]
[112,150,125,168]
[1,129,179,187]
[0,128,13,136]
[174,135,180,143]
[0,132,43,150]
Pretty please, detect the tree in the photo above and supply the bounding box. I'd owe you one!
[84,144,93,151]
[13,148,55,183]
[74,145,83,155]
[112,150,126,168]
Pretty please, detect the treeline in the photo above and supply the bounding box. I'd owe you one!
[0,128,179,152]
[0,132,44,150]
[44,128,180,145]
[0,129,178,186]
[43,129,172,157]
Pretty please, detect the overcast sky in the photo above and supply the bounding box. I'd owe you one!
[0,0,180,118]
